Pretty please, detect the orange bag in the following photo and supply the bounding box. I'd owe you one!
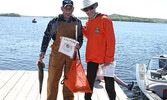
[62,58,93,93]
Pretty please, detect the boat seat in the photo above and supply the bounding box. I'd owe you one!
[162,75,167,80]
[151,71,162,79]
[157,67,167,75]
[146,83,167,99]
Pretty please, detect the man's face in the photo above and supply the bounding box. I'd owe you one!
[61,5,74,19]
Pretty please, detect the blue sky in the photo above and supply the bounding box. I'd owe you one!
[0,0,167,19]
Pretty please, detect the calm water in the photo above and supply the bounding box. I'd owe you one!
[1,16,167,99]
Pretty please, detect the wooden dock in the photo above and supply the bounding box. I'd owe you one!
[0,70,129,100]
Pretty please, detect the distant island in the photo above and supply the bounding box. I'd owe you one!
[79,14,167,24]
[1,13,167,24]
[0,13,21,17]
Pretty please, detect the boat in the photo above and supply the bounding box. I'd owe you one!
[136,55,167,100]
[32,18,37,23]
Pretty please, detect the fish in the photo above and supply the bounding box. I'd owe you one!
[36,59,45,96]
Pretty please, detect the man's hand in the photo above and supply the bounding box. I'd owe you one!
[39,52,45,60]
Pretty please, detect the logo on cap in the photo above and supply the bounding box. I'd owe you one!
[63,0,73,7]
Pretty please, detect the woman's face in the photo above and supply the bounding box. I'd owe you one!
[84,6,96,18]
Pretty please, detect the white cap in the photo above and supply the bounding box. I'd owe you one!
[81,0,98,10]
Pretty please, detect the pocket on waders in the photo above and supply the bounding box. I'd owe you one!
[49,51,62,68]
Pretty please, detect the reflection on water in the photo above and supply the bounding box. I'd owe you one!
[1,17,167,99]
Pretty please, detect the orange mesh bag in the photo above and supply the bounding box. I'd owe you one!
[62,57,93,93]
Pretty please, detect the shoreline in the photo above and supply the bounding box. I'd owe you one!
[1,13,167,24]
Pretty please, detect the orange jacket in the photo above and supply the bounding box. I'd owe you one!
[82,14,115,64]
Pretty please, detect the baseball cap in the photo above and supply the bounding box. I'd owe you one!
[62,0,73,7]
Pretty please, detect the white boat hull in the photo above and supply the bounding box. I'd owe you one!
[136,64,162,100]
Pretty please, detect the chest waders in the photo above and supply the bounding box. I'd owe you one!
[47,21,76,100]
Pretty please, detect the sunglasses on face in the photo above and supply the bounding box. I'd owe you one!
[83,6,94,12]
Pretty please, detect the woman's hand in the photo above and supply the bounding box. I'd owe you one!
[75,44,80,51]
[103,62,110,67]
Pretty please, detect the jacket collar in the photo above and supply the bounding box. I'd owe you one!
[58,14,76,23]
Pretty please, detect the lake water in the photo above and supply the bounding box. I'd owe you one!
[1,16,167,99]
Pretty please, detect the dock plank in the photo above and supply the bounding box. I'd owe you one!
[5,71,34,100]
[0,71,25,100]
[0,70,128,100]
[115,82,129,100]
[15,71,36,99]
[78,93,85,100]
[94,81,109,100]
[0,70,17,89]
[74,93,79,100]
[26,76,39,100]
[0,71,11,82]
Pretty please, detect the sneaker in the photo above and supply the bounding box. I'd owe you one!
[128,81,134,90]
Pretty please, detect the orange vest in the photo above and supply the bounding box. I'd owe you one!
[82,15,115,64]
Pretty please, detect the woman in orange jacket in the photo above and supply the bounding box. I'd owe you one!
[81,0,116,100]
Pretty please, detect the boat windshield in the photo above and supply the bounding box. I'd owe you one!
[146,57,167,83]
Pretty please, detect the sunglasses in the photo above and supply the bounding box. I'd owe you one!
[83,6,94,12]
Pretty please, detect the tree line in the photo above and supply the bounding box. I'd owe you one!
[0,13,21,17]
[79,14,167,24]
[1,13,167,24]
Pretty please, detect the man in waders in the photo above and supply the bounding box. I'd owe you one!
[81,0,116,100]
[39,0,83,100]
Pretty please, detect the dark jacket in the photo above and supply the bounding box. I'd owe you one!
[40,14,83,53]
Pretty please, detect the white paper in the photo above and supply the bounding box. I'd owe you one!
[97,61,116,77]
[58,37,79,58]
